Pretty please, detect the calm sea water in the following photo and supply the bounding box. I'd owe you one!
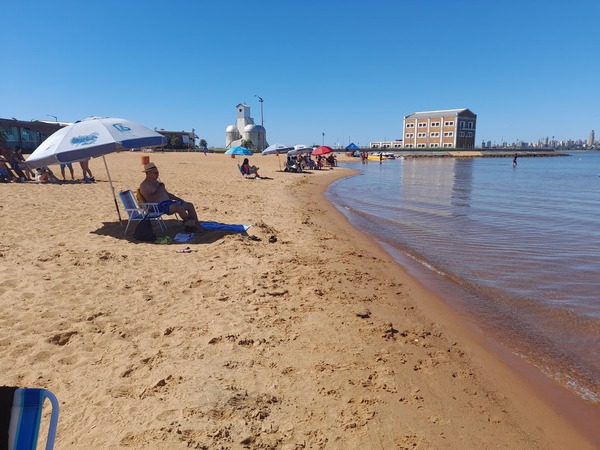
[326,152,600,403]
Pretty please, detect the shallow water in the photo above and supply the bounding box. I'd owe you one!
[326,152,600,402]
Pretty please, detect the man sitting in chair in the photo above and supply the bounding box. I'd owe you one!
[139,162,200,231]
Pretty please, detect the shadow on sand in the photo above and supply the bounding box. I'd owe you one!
[92,219,249,245]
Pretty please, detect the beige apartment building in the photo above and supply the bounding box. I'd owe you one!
[403,108,477,149]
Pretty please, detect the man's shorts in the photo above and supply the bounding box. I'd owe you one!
[59,163,73,169]
[157,200,184,215]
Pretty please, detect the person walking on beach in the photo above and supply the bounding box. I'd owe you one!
[513,153,518,167]
[139,162,200,231]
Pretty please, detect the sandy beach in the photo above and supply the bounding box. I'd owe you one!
[0,152,596,449]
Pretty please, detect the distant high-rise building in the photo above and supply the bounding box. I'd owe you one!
[589,130,595,146]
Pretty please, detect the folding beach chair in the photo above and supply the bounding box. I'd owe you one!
[237,164,257,179]
[118,189,167,235]
[0,387,59,450]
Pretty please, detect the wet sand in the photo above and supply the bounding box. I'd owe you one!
[0,152,595,449]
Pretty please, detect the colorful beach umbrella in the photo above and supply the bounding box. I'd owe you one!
[312,146,333,156]
[225,146,253,156]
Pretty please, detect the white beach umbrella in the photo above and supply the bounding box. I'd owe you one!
[262,143,293,171]
[287,144,314,156]
[26,117,167,221]
[261,143,293,155]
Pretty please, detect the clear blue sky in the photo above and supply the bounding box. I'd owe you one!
[2,0,599,147]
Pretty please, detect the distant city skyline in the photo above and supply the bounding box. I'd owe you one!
[2,1,599,148]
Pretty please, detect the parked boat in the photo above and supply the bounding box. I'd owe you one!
[368,152,396,161]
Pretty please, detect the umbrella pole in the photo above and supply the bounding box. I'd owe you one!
[102,155,122,223]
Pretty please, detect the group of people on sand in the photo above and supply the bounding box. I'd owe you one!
[35,160,95,183]
[0,147,33,182]
[284,154,336,173]
[0,146,95,183]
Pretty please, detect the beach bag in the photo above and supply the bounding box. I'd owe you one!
[134,216,156,241]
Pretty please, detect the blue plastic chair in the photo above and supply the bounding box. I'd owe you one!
[0,387,59,450]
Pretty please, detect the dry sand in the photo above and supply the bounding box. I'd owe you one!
[0,152,596,449]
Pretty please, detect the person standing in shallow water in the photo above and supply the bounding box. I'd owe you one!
[513,153,518,167]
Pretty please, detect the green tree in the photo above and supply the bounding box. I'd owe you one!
[241,139,254,150]
[198,139,208,148]
[0,127,7,148]
[170,135,182,148]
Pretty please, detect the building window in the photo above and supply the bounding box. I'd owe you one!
[443,143,453,147]
[417,132,426,138]
[459,131,465,137]
[418,123,427,128]
[406,123,414,128]
[467,132,473,137]
[460,121,466,129]
[444,121,454,126]
[417,143,426,148]
[430,122,440,127]
[405,133,414,138]
[468,122,473,129]
[431,143,439,148]
[405,144,413,148]
[444,131,454,137]
[430,132,439,137]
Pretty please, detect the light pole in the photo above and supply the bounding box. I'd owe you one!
[254,95,264,151]
[322,132,325,146]
[254,95,263,127]
[47,115,58,122]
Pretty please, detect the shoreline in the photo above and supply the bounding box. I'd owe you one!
[0,152,596,448]
[311,159,600,448]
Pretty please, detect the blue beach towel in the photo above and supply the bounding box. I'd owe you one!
[200,222,251,233]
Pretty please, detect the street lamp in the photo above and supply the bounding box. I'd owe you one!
[47,115,58,122]
[322,132,325,146]
[254,95,263,127]
[254,95,264,151]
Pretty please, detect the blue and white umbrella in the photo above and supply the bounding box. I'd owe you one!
[26,116,166,167]
[26,117,167,222]
[261,143,293,155]
[262,143,292,170]
[225,146,253,156]
[287,144,313,156]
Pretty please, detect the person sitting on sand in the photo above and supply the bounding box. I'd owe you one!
[240,158,261,178]
[139,162,200,231]
[35,167,60,183]
[0,156,15,182]
[9,147,33,180]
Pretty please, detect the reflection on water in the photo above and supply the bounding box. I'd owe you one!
[326,153,600,402]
